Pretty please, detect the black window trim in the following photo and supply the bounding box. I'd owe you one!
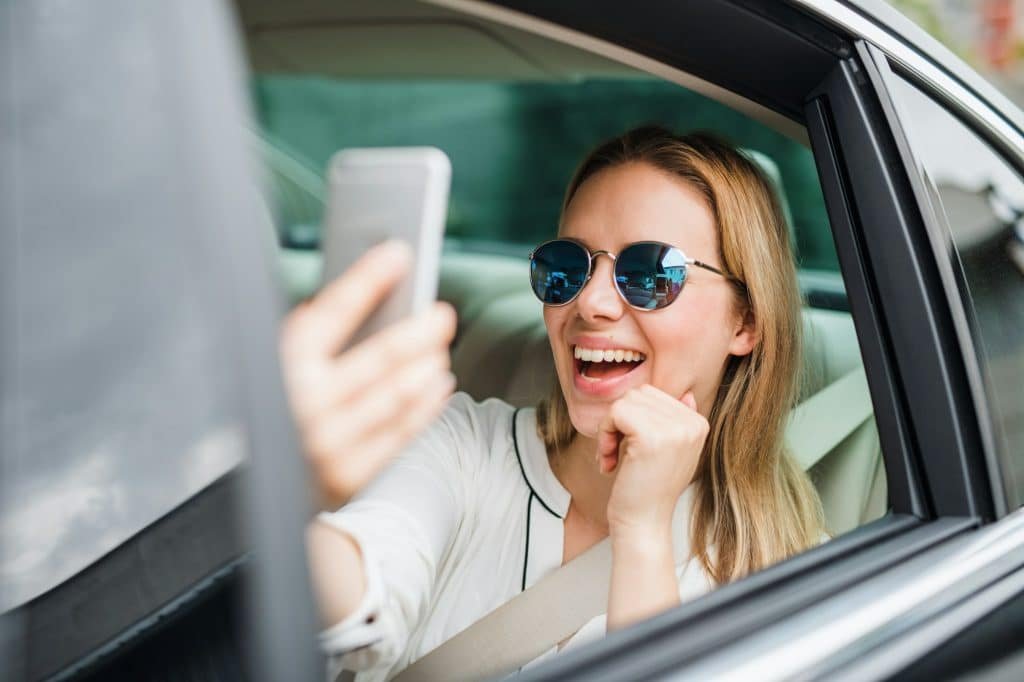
[810,50,994,522]
[863,43,1024,516]
[457,0,995,679]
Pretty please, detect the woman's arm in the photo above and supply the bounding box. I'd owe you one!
[305,521,367,628]
[607,527,679,631]
[598,385,709,631]
[280,241,456,610]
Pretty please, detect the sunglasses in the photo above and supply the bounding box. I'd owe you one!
[529,238,742,311]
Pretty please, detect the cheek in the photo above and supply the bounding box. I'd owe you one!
[544,306,570,368]
[646,296,735,391]
[543,306,565,343]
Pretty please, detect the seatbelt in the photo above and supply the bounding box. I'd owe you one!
[391,540,612,682]
[390,366,873,682]
[785,367,872,471]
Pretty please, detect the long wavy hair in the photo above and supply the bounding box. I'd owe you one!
[536,125,824,583]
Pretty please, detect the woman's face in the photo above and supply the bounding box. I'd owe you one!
[544,161,757,438]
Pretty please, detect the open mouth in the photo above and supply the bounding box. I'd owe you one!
[573,346,646,382]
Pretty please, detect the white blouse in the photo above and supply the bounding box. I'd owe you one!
[317,392,716,681]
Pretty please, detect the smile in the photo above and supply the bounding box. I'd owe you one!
[571,344,647,396]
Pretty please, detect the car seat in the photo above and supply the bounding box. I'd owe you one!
[444,255,886,536]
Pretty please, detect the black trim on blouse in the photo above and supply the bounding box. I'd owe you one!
[511,408,562,519]
[522,492,533,592]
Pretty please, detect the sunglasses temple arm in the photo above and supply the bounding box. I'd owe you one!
[689,258,743,284]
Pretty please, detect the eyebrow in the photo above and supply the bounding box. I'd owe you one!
[561,235,593,249]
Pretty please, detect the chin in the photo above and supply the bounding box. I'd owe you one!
[566,401,607,439]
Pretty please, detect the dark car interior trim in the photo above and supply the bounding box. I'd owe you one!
[805,81,924,519]
[14,473,247,681]
[810,55,995,521]
[518,516,976,681]
[860,43,1012,519]
[490,0,848,123]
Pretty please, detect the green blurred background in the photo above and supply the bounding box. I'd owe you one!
[253,77,837,272]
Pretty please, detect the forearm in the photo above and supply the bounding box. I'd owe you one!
[305,519,368,628]
[607,526,680,631]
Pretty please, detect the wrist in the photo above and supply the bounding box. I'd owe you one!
[609,521,673,556]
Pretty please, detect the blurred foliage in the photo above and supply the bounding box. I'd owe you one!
[253,76,838,272]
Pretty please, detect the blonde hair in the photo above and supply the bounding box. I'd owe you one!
[536,126,825,583]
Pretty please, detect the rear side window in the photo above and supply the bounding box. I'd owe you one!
[253,77,837,273]
[888,74,1024,508]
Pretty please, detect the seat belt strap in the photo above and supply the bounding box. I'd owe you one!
[391,539,612,682]
[785,367,872,471]
[391,366,873,682]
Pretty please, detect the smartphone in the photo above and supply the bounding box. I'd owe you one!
[321,147,451,348]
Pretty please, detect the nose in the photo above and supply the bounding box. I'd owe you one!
[574,253,623,322]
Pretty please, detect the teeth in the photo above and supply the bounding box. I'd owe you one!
[573,346,646,363]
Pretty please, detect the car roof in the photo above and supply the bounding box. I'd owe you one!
[235,0,1024,153]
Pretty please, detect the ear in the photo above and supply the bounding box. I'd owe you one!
[727,306,759,357]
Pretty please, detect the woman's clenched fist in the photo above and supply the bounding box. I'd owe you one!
[597,384,709,539]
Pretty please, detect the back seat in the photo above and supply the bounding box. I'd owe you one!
[441,252,887,536]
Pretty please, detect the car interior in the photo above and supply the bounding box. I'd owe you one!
[239,0,886,541]
[11,1,1023,680]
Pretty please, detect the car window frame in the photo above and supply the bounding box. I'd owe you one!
[859,42,1024,516]
[441,0,997,678]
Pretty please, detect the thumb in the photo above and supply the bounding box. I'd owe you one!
[681,391,698,413]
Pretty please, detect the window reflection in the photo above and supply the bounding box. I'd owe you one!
[891,73,1024,506]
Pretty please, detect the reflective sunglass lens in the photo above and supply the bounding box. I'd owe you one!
[615,243,687,310]
[530,241,590,305]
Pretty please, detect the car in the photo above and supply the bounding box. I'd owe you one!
[3,0,1022,680]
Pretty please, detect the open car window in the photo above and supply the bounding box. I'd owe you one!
[251,6,887,599]
[885,71,1024,510]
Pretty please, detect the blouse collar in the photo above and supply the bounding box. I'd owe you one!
[514,406,697,565]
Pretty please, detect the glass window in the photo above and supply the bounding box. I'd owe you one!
[889,73,1024,507]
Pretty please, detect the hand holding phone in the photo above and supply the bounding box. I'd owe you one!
[282,240,458,510]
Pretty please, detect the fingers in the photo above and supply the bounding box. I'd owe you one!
[597,385,708,474]
[596,392,655,474]
[354,377,458,473]
[306,350,452,453]
[292,302,456,422]
[283,240,414,362]
[306,357,457,507]
[329,302,456,399]
[680,391,697,412]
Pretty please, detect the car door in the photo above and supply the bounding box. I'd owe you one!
[1,1,321,680]
[417,0,1020,679]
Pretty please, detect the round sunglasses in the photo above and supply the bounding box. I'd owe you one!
[528,238,743,311]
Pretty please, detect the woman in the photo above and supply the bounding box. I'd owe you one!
[283,126,826,681]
